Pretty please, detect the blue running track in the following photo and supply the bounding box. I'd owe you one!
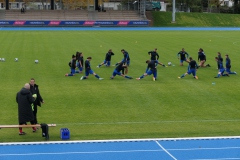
[1,137,240,160]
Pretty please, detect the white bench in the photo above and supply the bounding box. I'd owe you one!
[0,124,56,140]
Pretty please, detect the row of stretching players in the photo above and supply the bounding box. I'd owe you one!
[177,48,236,79]
[65,48,236,81]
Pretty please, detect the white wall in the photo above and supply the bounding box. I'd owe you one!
[103,2,120,10]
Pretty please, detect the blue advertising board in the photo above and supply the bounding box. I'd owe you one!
[0,20,149,27]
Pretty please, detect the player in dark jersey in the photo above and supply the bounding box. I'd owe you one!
[65,55,76,76]
[198,48,210,67]
[177,48,189,66]
[214,57,229,78]
[115,49,130,74]
[178,57,198,79]
[136,60,165,81]
[148,48,159,60]
[225,54,237,75]
[80,57,103,80]
[110,62,133,79]
[97,49,114,68]
[115,49,130,66]
[217,52,223,69]
[76,52,84,74]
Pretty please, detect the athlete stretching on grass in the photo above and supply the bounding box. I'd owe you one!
[65,55,76,76]
[76,52,84,74]
[214,57,229,78]
[217,52,223,69]
[198,48,210,67]
[136,60,165,81]
[80,57,103,80]
[177,48,189,66]
[225,54,237,75]
[97,49,114,68]
[110,62,133,79]
[178,57,198,79]
[115,49,130,74]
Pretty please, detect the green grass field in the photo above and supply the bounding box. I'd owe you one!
[0,30,239,142]
[152,11,240,26]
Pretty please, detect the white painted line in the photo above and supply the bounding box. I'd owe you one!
[1,136,240,146]
[155,140,177,160]
[0,149,162,156]
[57,119,240,126]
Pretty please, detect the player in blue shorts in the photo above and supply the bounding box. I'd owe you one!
[115,49,130,66]
[97,49,114,68]
[177,48,189,66]
[76,52,84,73]
[65,55,76,76]
[136,60,165,81]
[214,57,229,78]
[225,54,237,75]
[110,62,133,79]
[217,52,223,69]
[178,57,198,79]
[80,57,103,80]
[115,49,130,74]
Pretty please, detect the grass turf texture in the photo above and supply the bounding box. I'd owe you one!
[152,11,240,27]
[0,30,239,142]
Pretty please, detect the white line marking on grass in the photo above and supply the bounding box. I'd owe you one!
[0,149,162,157]
[58,119,240,126]
[233,41,240,46]
[155,141,177,160]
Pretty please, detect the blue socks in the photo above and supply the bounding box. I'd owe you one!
[95,75,100,79]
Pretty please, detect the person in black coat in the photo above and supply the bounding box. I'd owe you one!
[29,78,44,125]
[16,83,36,135]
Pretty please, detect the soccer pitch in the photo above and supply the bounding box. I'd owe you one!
[0,30,239,142]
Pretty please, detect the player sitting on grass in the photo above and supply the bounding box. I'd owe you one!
[214,57,229,78]
[178,57,198,79]
[80,57,103,80]
[136,60,165,81]
[110,62,133,79]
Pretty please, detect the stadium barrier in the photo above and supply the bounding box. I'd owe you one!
[0,20,149,27]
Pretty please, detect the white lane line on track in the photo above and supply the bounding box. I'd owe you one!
[155,141,177,160]
[0,149,163,156]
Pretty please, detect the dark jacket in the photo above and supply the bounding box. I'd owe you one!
[16,88,35,123]
[29,84,43,107]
